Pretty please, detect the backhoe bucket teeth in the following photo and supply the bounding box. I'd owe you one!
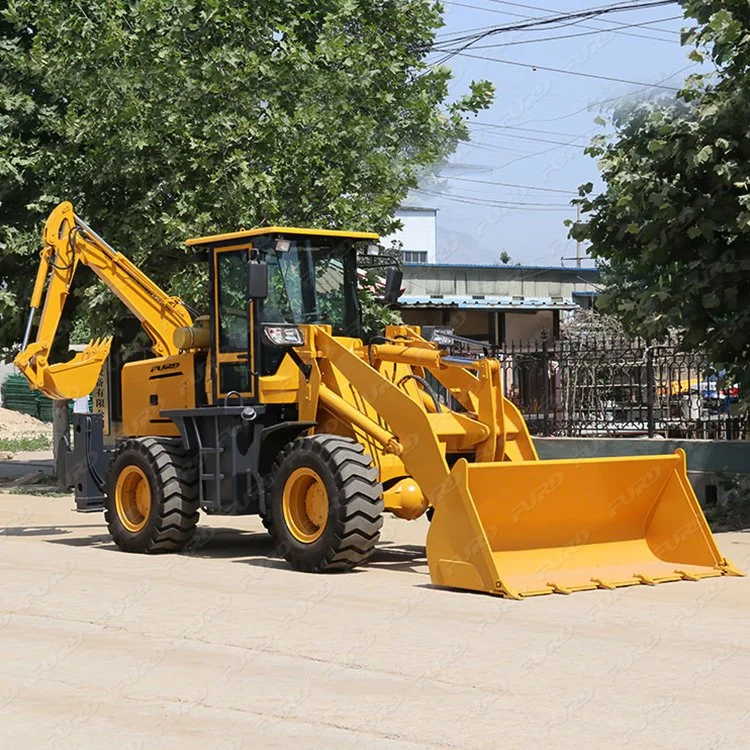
[426,450,741,599]
[39,337,112,400]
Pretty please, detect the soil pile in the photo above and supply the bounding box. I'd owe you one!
[0,407,53,439]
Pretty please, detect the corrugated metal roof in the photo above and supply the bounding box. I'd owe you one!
[399,294,579,311]
[396,206,439,214]
[402,262,599,273]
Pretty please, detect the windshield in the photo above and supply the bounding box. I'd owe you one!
[260,236,360,336]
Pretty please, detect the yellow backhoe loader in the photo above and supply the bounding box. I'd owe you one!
[14,202,742,598]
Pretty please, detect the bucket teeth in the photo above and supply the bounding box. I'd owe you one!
[718,559,744,577]
[675,570,700,582]
[591,578,616,590]
[547,582,571,595]
[80,336,113,361]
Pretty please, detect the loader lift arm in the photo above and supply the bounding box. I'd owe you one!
[310,326,743,598]
[14,202,193,400]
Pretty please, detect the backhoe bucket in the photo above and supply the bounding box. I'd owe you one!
[35,338,111,400]
[426,450,741,599]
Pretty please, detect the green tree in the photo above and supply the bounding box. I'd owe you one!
[497,250,511,265]
[0,0,492,348]
[571,1,750,388]
[357,241,404,337]
[0,9,65,350]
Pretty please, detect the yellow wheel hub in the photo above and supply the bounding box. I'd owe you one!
[282,467,329,543]
[115,465,152,533]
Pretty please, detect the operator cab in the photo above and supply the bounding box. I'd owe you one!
[186,226,380,403]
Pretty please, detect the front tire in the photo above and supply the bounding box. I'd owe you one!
[105,438,199,553]
[266,435,384,572]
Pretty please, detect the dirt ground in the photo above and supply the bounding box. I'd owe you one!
[0,492,748,749]
[0,407,52,440]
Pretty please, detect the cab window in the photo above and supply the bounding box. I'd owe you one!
[217,250,249,352]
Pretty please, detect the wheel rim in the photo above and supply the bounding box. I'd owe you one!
[282,467,328,543]
[115,465,152,533]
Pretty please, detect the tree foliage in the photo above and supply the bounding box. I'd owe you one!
[572,1,750,388]
[0,0,492,348]
[357,241,404,337]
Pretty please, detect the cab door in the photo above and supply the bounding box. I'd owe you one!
[213,246,256,401]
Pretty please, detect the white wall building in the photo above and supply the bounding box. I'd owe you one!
[381,207,437,264]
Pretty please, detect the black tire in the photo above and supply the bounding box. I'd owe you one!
[266,435,384,572]
[105,437,199,553]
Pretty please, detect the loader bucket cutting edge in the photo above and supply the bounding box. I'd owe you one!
[425,449,742,599]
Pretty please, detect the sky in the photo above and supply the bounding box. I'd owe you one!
[415,0,697,266]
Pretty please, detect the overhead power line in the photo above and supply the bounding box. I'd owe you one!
[464,141,546,156]
[463,120,593,147]
[450,51,682,91]
[442,2,535,19]
[469,121,586,138]
[486,0,682,37]
[481,127,599,171]
[443,176,576,194]
[511,61,696,126]
[470,131,588,147]
[460,15,684,49]
[441,4,681,45]
[429,0,679,61]
[414,188,573,211]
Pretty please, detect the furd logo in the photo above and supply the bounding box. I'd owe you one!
[608,467,663,516]
[150,362,180,373]
[510,472,564,523]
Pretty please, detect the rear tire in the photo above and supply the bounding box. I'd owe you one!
[266,435,383,572]
[105,438,199,553]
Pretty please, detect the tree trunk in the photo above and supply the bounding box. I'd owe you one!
[53,400,70,491]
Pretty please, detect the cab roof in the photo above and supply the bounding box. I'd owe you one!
[185,225,379,248]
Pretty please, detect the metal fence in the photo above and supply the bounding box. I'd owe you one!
[498,336,747,440]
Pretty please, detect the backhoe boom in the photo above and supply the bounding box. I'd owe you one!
[14,202,193,399]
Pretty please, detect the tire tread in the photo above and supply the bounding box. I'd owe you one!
[266,434,383,572]
[105,438,199,554]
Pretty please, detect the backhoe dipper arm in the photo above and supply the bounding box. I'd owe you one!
[14,201,193,400]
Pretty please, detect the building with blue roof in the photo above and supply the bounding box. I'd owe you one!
[398,262,600,344]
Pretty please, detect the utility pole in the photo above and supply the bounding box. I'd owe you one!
[576,204,583,268]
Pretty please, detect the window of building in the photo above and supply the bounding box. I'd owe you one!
[402,250,428,263]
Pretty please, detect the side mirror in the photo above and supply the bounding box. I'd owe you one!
[248,262,268,300]
[382,268,403,304]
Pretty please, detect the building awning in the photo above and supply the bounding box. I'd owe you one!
[398,294,578,311]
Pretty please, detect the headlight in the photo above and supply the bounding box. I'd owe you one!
[262,324,304,347]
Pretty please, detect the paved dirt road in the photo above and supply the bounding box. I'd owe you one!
[0,492,748,749]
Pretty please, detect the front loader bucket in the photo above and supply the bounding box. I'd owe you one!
[426,450,742,599]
